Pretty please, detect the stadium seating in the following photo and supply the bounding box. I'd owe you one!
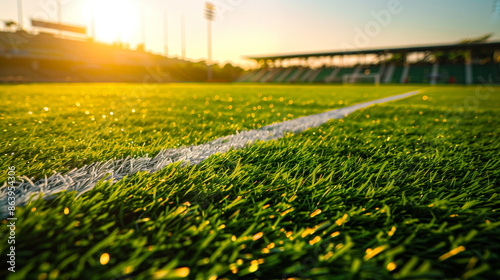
[305,68,322,82]
[323,68,340,83]
[243,41,499,85]
[472,63,500,84]
[300,68,314,81]
[280,68,300,82]
[0,30,243,83]
[389,65,404,83]
[0,65,38,82]
[406,64,433,83]
[274,68,294,82]
[310,68,334,83]
[438,64,466,84]
[286,68,305,82]
[360,65,381,76]
[236,63,499,84]
[259,69,276,82]
[266,68,286,82]
[330,67,355,82]
[351,65,382,83]
[236,71,257,82]
[298,69,316,82]
[249,69,268,82]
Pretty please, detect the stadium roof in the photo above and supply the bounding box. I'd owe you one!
[246,41,500,61]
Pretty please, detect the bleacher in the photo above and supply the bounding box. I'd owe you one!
[439,64,466,84]
[296,69,311,82]
[389,65,405,83]
[361,65,381,75]
[242,41,500,85]
[406,64,433,83]
[352,65,382,83]
[238,62,500,85]
[329,67,355,83]
[472,63,500,84]
[311,68,334,83]
[259,69,276,83]
[2,30,246,83]
[274,68,293,82]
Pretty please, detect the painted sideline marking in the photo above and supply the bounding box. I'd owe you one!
[0,90,420,215]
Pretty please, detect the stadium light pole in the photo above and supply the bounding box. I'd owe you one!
[163,9,168,56]
[57,0,62,36]
[181,14,186,60]
[141,4,146,49]
[17,0,23,30]
[57,0,62,23]
[204,2,215,81]
[90,9,96,40]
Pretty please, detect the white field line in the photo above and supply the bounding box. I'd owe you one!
[0,90,419,215]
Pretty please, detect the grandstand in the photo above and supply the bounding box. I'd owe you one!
[239,41,500,84]
[0,28,170,83]
[0,28,243,83]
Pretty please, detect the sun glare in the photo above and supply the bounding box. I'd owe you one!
[91,0,139,44]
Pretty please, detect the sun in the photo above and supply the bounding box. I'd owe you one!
[91,0,139,44]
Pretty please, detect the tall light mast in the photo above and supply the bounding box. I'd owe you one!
[204,2,215,81]
[181,14,186,59]
[141,4,146,49]
[57,0,62,35]
[163,9,169,56]
[17,0,23,30]
[90,9,95,40]
[57,0,62,23]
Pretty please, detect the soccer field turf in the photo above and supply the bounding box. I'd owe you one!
[1,84,499,279]
[0,84,420,180]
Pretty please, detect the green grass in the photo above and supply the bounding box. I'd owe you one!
[0,84,419,180]
[1,84,499,280]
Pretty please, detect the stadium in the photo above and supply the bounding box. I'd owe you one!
[240,41,500,84]
[1,1,500,280]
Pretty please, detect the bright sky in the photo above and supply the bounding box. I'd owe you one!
[1,0,500,68]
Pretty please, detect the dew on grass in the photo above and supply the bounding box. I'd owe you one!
[100,253,110,265]
[310,209,322,217]
[124,266,133,274]
[387,262,397,271]
[439,246,465,261]
[173,267,190,277]
[309,236,321,245]
[253,232,263,241]
[249,260,259,272]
